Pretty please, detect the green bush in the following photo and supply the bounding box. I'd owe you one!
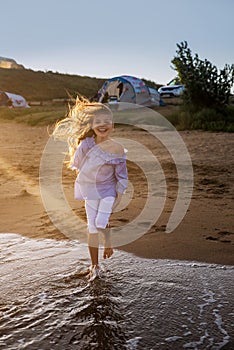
[167,105,234,132]
[172,41,234,109]
[170,42,234,131]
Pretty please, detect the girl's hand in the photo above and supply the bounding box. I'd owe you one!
[112,193,122,210]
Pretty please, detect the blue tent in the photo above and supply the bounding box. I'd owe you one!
[98,75,161,107]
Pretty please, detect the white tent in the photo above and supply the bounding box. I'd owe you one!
[98,75,161,107]
[0,91,29,108]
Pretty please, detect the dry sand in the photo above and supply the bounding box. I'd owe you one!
[0,121,233,265]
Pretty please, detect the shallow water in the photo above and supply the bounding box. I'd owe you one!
[0,234,233,350]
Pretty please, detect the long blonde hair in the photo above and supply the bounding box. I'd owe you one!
[52,96,113,167]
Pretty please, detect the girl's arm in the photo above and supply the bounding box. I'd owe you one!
[113,160,128,209]
[70,140,89,170]
[112,192,123,210]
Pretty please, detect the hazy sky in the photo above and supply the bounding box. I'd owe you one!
[0,0,233,84]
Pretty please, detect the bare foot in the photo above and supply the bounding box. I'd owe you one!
[86,265,102,281]
[103,247,113,259]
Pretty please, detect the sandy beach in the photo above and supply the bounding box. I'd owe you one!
[1,119,234,350]
[0,120,233,266]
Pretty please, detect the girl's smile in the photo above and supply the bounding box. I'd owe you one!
[92,115,113,140]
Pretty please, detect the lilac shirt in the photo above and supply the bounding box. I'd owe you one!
[71,137,128,200]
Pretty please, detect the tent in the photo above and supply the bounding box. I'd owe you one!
[97,75,161,107]
[0,91,29,108]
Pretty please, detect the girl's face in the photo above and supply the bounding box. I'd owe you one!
[92,114,113,138]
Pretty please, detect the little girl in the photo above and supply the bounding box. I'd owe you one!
[53,97,128,280]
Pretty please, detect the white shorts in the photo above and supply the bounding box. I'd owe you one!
[85,196,115,234]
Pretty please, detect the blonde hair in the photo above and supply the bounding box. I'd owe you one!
[52,95,113,167]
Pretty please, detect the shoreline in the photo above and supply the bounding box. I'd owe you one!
[0,121,233,266]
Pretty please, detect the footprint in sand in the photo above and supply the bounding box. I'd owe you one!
[17,189,34,197]
[205,231,233,244]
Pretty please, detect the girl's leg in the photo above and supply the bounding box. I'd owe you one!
[85,199,99,235]
[95,197,115,259]
[85,199,100,267]
[88,234,99,266]
[95,196,115,229]
[101,226,113,259]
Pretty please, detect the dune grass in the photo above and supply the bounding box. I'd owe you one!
[0,68,105,101]
[0,106,67,126]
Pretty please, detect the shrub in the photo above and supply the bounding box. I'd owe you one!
[170,42,234,131]
[172,41,234,109]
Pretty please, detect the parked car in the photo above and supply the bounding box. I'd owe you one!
[158,78,185,97]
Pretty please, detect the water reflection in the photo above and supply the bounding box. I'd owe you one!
[0,234,233,350]
[0,247,128,349]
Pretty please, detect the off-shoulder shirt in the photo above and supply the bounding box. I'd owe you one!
[71,137,128,200]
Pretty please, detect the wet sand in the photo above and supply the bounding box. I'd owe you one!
[1,233,233,350]
[0,121,233,265]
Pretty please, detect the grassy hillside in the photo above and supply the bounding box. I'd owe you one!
[0,105,67,126]
[0,68,106,101]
